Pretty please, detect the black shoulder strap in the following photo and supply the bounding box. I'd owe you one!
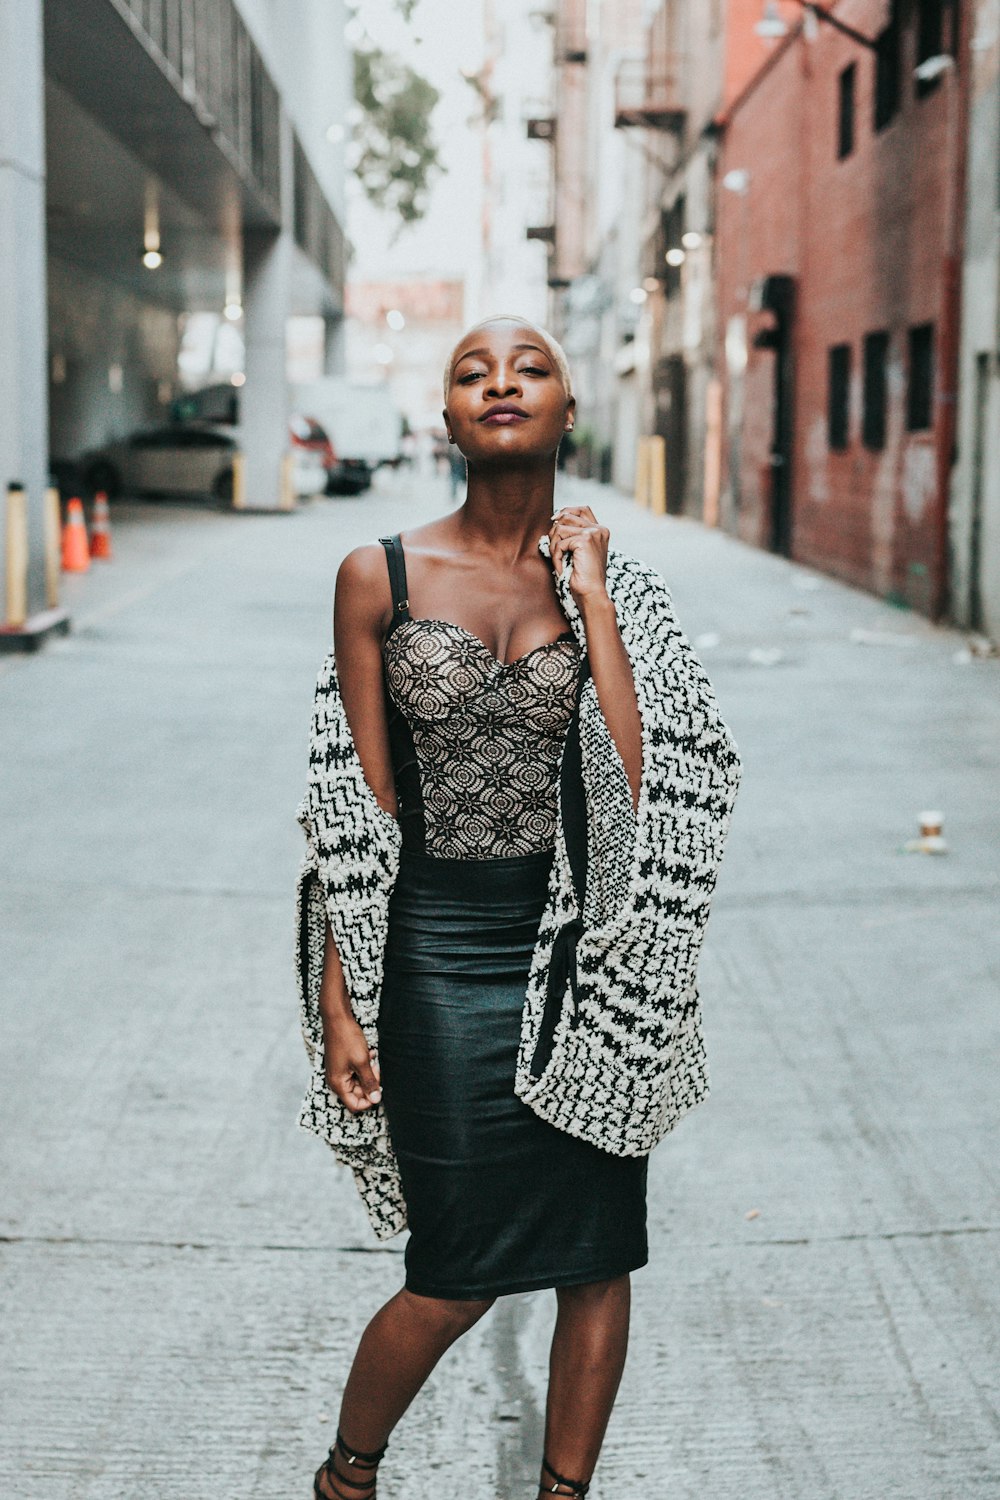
[378,534,411,633]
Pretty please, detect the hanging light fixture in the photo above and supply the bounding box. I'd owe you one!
[142,178,163,269]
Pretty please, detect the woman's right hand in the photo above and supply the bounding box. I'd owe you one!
[323,1015,383,1113]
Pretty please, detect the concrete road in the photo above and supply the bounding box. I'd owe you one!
[2,471,998,1499]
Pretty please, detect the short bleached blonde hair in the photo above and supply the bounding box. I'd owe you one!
[443,314,574,403]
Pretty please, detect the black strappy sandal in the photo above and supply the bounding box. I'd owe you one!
[539,1455,591,1497]
[313,1431,387,1500]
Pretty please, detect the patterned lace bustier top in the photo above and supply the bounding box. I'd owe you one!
[379,536,582,859]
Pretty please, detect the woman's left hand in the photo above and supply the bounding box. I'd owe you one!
[549,506,610,605]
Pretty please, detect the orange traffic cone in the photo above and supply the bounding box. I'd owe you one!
[89,491,113,560]
[61,497,91,573]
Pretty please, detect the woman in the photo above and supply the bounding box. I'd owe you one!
[296,316,741,1499]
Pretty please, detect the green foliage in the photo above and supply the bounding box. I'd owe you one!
[352,46,443,225]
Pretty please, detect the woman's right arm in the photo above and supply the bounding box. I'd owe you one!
[319,544,397,1114]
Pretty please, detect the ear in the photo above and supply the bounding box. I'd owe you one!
[564,395,577,432]
[443,409,455,443]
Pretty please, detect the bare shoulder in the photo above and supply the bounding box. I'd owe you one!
[335,543,392,632]
[397,514,458,555]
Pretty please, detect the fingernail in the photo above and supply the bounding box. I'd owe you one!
[370,1090,382,1103]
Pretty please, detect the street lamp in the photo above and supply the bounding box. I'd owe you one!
[755,1,880,50]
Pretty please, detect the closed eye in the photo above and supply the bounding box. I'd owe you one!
[458,371,484,384]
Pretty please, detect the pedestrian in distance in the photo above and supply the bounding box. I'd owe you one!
[296,315,741,1498]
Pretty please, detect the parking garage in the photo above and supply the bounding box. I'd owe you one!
[1,0,348,642]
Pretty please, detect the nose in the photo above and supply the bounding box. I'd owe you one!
[485,362,521,399]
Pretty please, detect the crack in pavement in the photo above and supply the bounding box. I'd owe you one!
[1,1224,995,1254]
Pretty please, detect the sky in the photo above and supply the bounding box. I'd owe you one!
[345,0,487,286]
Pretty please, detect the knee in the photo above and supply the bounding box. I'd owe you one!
[404,1290,496,1337]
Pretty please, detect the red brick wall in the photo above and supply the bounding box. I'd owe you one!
[716,0,962,613]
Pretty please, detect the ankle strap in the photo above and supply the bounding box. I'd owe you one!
[541,1457,590,1497]
[317,1431,387,1498]
[335,1431,387,1470]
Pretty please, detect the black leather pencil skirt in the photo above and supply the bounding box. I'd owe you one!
[376,846,649,1300]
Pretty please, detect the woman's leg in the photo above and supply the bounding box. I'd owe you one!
[537,1275,632,1496]
[316,1288,495,1498]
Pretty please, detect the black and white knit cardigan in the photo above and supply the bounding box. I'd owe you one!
[295,538,741,1240]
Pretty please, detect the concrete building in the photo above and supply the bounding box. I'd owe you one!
[951,0,1000,641]
[1,0,348,640]
[542,0,649,490]
[346,278,466,431]
[477,0,554,324]
[715,0,969,617]
[614,1,787,519]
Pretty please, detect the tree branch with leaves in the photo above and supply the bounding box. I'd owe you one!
[351,45,444,226]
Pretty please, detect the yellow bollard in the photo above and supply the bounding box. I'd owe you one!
[231,452,246,509]
[279,451,296,511]
[5,483,29,629]
[635,437,650,508]
[44,486,61,607]
[649,435,667,516]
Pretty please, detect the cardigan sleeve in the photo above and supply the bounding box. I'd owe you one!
[295,652,404,1187]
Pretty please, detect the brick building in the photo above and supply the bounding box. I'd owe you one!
[715,0,968,616]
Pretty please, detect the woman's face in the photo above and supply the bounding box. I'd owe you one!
[443,322,574,466]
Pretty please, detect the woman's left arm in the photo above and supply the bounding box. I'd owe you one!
[550,506,642,811]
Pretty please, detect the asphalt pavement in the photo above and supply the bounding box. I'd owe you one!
[1,468,998,1499]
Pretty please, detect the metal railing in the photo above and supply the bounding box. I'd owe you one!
[614,55,685,132]
[116,0,281,212]
[293,134,346,294]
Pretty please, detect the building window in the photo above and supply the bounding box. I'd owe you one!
[828,344,851,450]
[657,195,686,300]
[838,64,856,158]
[862,332,890,450]
[874,1,902,130]
[907,324,935,430]
[916,0,958,97]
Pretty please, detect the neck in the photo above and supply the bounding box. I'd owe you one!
[458,459,558,557]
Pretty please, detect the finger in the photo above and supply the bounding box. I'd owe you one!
[332,1074,368,1112]
[353,1052,383,1104]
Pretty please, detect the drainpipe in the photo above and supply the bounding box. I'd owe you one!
[933,21,972,622]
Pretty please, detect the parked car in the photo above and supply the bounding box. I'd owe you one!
[288,414,372,496]
[82,420,326,501]
[171,382,371,496]
[290,378,401,484]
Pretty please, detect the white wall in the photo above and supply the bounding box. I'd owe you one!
[234,0,350,221]
[951,0,1000,640]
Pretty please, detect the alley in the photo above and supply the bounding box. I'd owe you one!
[1,475,998,1499]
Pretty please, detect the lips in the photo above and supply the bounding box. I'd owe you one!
[479,403,529,424]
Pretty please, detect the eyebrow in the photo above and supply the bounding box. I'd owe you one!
[454,343,551,369]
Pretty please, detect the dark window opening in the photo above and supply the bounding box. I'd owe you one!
[838,63,857,158]
[874,1,902,130]
[828,344,852,450]
[862,331,890,450]
[907,324,935,430]
[657,195,686,299]
[916,0,958,97]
